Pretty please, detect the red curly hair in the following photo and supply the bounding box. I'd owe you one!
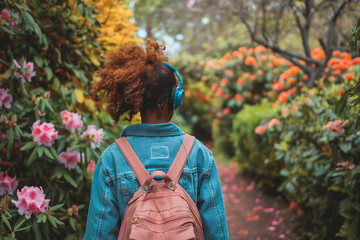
[92,39,177,123]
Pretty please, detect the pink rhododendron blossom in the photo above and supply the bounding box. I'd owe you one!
[87,160,96,174]
[59,148,80,170]
[0,172,18,195]
[12,186,50,219]
[80,125,104,149]
[1,9,18,30]
[255,125,267,135]
[336,161,355,171]
[267,118,280,127]
[60,110,83,133]
[322,120,348,133]
[0,131,4,139]
[31,120,58,146]
[13,59,36,83]
[0,88,13,109]
[187,0,195,8]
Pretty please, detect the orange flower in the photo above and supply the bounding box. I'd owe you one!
[224,93,231,100]
[250,75,257,81]
[219,58,226,65]
[254,45,267,53]
[239,47,247,54]
[201,76,206,81]
[223,107,231,115]
[328,76,336,82]
[232,51,240,58]
[341,52,351,60]
[257,69,263,75]
[255,125,267,135]
[278,91,289,103]
[268,63,274,68]
[247,92,253,97]
[332,69,341,76]
[287,87,297,95]
[215,87,223,97]
[327,58,339,66]
[287,78,296,85]
[225,70,233,77]
[211,83,218,91]
[273,69,279,74]
[352,57,360,65]
[332,51,341,57]
[260,55,267,63]
[253,94,258,100]
[224,53,232,61]
[235,93,244,101]
[237,77,245,85]
[220,78,229,86]
[199,60,205,66]
[245,56,257,66]
[343,72,353,80]
[248,48,254,54]
[303,74,308,80]
[273,82,285,91]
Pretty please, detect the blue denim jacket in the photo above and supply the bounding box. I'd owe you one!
[85,123,229,240]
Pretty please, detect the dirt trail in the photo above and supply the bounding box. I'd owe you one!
[217,162,300,240]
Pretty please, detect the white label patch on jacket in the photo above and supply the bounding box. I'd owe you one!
[151,146,169,159]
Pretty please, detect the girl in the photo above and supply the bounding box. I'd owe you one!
[85,39,229,240]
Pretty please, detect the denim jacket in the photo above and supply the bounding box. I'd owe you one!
[85,123,229,240]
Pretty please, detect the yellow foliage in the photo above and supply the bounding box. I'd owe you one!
[88,0,142,51]
[75,89,84,103]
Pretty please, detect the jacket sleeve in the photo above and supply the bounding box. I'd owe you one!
[85,158,120,240]
[197,152,230,240]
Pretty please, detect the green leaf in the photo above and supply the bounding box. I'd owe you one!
[1,214,12,231]
[335,92,348,115]
[33,218,42,240]
[21,11,42,39]
[27,146,38,166]
[7,128,14,159]
[63,173,78,187]
[34,55,44,67]
[44,100,54,112]
[69,217,76,230]
[47,216,57,228]
[37,146,44,158]
[13,218,26,232]
[50,203,64,211]
[49,147,60,161]
[45,67,53,81]
[43,147,54,160]
[0,25,16,35]
[339,142,352,153]
[20,141,37,151]
[14,224,33,233]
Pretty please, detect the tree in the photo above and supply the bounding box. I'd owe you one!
[228,0,357,86]
[88,0,142,51]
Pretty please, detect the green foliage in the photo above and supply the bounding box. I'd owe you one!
[233,84,360,239]
[0,0,129,238]
[349,17,360,57]
[232,99,282,185]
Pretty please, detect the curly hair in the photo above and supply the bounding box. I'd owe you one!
[91,39,177,123]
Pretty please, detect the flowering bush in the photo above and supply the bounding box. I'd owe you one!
[232,84,360,239]
[0,1,130,238]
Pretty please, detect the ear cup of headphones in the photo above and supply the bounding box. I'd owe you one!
[172,86,185,109]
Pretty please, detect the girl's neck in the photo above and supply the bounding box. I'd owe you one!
[140,109,173,124]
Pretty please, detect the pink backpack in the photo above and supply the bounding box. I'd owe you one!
[115,134,205,240]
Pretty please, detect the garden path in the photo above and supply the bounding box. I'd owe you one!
[203,142,300,240]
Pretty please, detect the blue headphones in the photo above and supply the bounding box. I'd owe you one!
[163,63,185,109]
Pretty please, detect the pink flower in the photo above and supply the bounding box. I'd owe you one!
[0,88,13,109]
[187,0,195,8]
[31,120,58,146]
[267,118,280,127]
[255,125,267,135]
[282,108,290,116]
[12,186,50,219]
[1,9,10,22]
[0,172,18,195]
[80,125,104,149]
[87,160,96,174]
[246,182,255,191]
[61,110,83,133]
[13,59,36,83]
[322,120,349,134]
[59,148,80,170]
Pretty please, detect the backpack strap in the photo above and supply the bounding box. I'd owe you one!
[115,137,149,186]
[167,134,195,183]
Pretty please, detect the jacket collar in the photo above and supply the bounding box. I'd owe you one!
[120,123,185,137]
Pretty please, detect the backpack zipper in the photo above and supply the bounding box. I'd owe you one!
[133,214,194,225]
